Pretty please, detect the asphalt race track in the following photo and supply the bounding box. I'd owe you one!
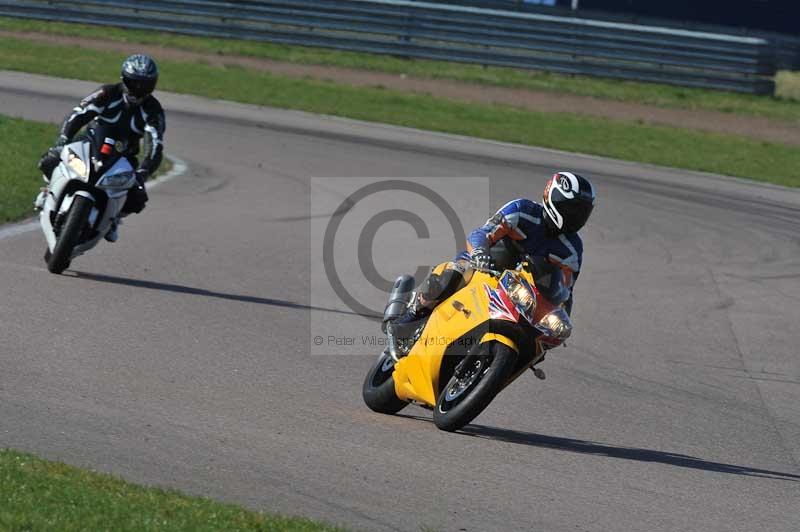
[1,71,799,532]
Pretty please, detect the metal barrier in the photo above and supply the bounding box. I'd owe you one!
[0,0,777,94]
[457,0,800,70]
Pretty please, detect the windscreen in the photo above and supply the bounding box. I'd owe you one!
[489,237,520,271]
[527,256,570,306]
[86,125,124,179]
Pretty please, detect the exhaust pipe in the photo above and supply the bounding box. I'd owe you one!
[382,274,415,324]
[383,275,415,361]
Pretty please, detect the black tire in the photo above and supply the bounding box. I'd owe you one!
[47,195,92,274]
[362,352,407,415]
[433,342,516,432]
[43,248,66,270]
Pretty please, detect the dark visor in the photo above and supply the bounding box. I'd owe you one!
[560,200,594,233]
[123,77,156,98]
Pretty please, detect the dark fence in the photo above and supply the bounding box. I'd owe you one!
[577,0,799,35]
[442,0,800,69]
[0,0,777,94]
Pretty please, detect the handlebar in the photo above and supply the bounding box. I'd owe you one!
[471,266,503,277]
[471,252,536,278]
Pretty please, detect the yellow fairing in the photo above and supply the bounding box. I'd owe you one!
[393,267,513,406]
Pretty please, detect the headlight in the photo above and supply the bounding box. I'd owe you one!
[67,154,89,180]
[535,308,572,340]
[507,280,535,315]
[96,171,136,189]
[499,272,536,322]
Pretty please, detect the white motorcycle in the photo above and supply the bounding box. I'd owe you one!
[37,133,138,274]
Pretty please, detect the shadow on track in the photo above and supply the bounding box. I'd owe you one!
[397,414,800,482]
[67,270,379,319]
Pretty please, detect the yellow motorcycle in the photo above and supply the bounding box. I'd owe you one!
[362,254,573,432]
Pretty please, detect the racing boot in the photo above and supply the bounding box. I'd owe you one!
[33,172,50,211]
[104,217,121,242]
[394,296,431,326]
[389,294,432,343]
[33,188,47,210]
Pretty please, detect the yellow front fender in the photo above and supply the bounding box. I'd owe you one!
[480,333,518,353]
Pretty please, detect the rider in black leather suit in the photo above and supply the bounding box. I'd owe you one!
[37,54,165,242]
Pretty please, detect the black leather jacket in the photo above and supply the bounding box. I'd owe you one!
[59,83,165,177]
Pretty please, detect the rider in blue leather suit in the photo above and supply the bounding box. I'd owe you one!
[396,171,596,327]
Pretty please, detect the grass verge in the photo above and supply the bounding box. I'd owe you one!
[0,449,344,532]
[0,114,173,224]
[0,115,56,223]
[1,35,798,187]
[1,16,799,122]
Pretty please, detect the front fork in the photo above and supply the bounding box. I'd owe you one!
[42,185,97,251]
[454,333,518,378]
[57,190,96,227]
[455,334,545,386]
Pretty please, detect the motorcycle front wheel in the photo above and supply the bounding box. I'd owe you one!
[362,351,407,415]
[47,195,92,274]
[433,341,516,432]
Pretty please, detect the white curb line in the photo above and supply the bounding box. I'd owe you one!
[0,154,188,242]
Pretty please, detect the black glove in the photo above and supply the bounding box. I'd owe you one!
[38,143,66,178]
[40,136,67,161]
[134,169,149,187]
[40,135,68,162]
[470,247,496,271]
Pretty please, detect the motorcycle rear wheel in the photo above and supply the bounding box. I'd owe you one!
[47,195,92,274]
[433,341,516,432]
[362,351,407,415]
